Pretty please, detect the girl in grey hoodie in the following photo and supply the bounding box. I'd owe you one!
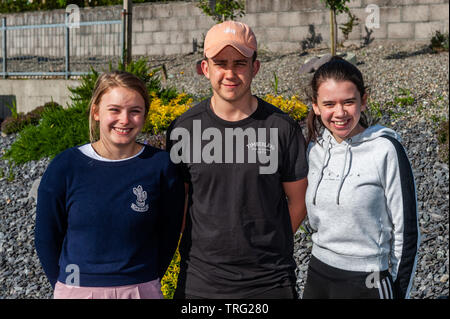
[302,57,420,299]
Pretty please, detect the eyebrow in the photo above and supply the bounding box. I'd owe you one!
[211,58,248,63]
[321,97,357,103]
[106,104,144,109]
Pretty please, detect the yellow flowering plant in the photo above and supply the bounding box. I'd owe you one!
[160,246,181,299]
[263,94,309,122]
[143,92,193,134]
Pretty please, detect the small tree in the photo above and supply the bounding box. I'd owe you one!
[321,0,351,55]
[197,0,245,23]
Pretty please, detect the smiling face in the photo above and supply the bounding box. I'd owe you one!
[201,45,260,104]
[312,79,368,143]
[92,86,146,152]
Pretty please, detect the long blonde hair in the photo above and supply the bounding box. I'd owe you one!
[88,71,150,142]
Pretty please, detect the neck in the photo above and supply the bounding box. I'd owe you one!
[210,94,257,122]
[92,140,142,160]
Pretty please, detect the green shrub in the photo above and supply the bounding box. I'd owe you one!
[1,102,63,135]
[2,58,186,164]
[68,59,179,112]
[3,101,89,164]
[143,92,192,135]
[0,1,177,14]
[197,0,246,23]
[1,114,26,135]
[430,30,449,52]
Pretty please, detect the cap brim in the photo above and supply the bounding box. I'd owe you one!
[205,42,254,59]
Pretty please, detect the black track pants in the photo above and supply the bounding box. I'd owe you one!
[302,255,396,299]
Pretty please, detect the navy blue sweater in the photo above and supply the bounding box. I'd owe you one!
[35,145,184,289]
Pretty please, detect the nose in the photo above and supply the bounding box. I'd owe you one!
[335,103,346,117]
[223,66,237,79]
[118,110,130,125]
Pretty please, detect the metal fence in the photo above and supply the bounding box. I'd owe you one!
[0,10,125,79]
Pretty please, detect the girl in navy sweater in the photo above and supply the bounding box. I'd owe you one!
[35,71,185,299]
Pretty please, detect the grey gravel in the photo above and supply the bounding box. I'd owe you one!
[0,42,448,299]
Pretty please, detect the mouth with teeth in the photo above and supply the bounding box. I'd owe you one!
[113,127,133,135]
[332,119,350,128]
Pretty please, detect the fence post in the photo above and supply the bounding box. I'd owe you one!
[123,0,132,66]
[65,12,70,79]
[121,9,126,66]
[2,17,7,79]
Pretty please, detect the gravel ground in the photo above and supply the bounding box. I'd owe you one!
[0,42,448,299]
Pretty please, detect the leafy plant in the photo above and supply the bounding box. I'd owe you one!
[197,0,245,23]
[3,58,176,164]
[160,246,181,299]
[1,102,63,135]
[5,100,19,120]
[430,30,449,52]
[143,92,192,135]
[271,72,279,95]
[321,0,351,55]
[0,1,178,14]
[393,88,415,107]
[2,101,90,164]
[264,95,309,122]
[339,11,359,43]
[365,100,383,127]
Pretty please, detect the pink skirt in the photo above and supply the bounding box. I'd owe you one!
[53,279,164,299]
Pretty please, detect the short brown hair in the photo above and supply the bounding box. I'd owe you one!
[88,71,150,142]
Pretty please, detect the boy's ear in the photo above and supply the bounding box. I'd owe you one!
[252,59,260,77]
[201,59,210,79]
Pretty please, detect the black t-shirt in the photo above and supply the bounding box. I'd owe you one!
[166,97,308,298]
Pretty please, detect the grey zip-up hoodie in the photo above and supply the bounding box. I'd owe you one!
[305,124,420,299]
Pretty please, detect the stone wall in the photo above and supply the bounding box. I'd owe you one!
[0,0,448,57]
[0,79,79,114]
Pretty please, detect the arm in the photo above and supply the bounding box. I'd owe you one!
[157,160,185,280]
[180,183,189,233]
[34,170,67,289]
[282,177,308,233]
[381,136,420,299]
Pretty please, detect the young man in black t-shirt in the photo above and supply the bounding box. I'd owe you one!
[166,21,308,299]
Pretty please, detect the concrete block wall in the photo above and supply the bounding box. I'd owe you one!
[0,0,449,58]
[0,79,79,114]
[241,0,449,52]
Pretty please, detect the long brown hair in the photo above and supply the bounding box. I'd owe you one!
[88,71,150,142]
[306,56,368,144]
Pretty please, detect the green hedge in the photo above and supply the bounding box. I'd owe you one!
[0,0,180,14]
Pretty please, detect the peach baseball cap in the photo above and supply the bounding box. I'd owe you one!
[204,21,257,58]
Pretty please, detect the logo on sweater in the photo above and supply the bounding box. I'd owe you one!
[246,141,275,154]
[131,185,149,213]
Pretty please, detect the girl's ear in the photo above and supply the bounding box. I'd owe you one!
[312,103,321,116]
[361,93,368,112]
[92,104,100,121]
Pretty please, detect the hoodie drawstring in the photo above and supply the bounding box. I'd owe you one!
[336,142,351,205]
[312,136,331,205]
